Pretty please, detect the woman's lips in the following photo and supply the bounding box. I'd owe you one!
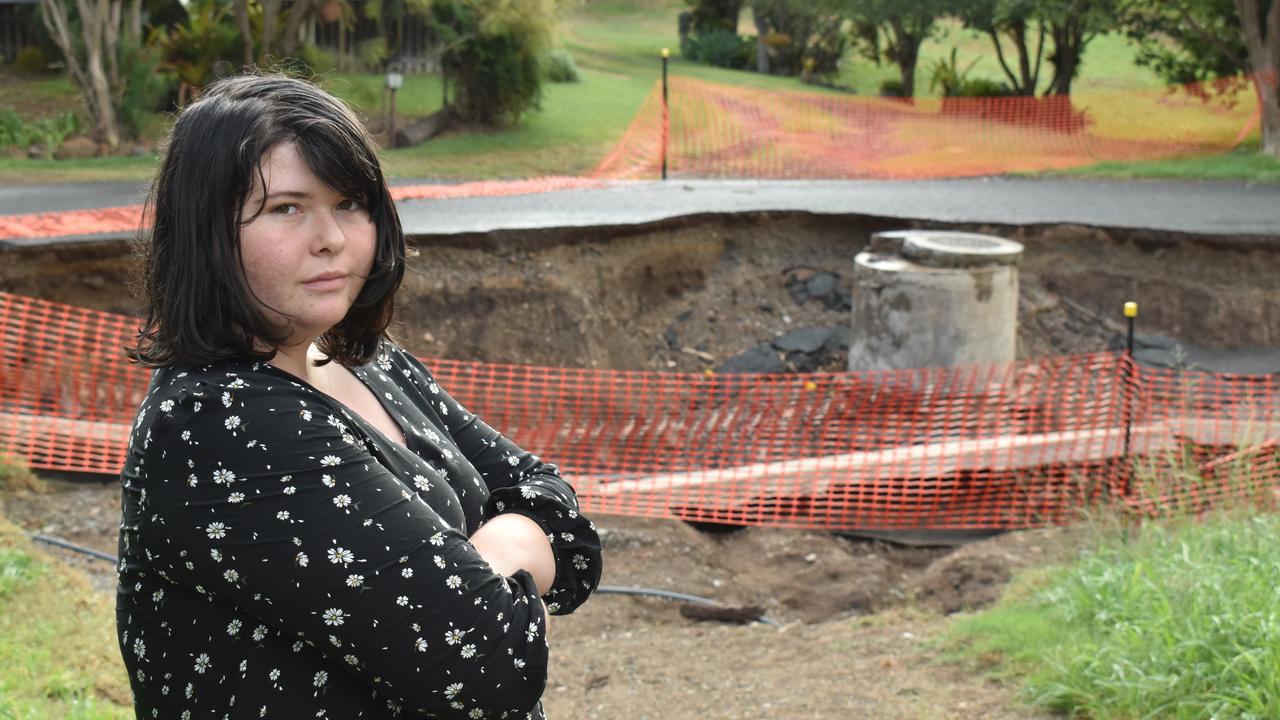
[303,273,347,291]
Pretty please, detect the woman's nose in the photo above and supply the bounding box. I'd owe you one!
[312,210,347,254]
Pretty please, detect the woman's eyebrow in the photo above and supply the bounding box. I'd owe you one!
[263,190,312,201]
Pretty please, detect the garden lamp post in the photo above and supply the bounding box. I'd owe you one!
[386,69,404,147]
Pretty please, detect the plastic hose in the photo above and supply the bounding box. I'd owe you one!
[26,532,780,626]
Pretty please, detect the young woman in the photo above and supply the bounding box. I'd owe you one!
[117,74,602,719]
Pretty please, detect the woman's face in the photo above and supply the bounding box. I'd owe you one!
[237,141,377,348]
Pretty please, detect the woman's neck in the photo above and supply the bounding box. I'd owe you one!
[268,340,321,382]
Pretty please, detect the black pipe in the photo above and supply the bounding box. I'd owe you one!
[598,585,779,626]
[24,532,780,626]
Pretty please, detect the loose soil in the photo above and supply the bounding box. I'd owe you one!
[1,478,1090,718]
[3,212,1278,716]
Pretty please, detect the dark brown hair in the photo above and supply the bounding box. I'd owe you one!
[128,73,405,368]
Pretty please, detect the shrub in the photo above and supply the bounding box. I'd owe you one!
[427,0,553,127]
[13,46,47,74]
[952,76,1016,98]
[119,44,175,137]
[685,28,751,69]
[0,108,80,159]
[541,47,580,83]
[357,37,390,72]
[878,78,907,97]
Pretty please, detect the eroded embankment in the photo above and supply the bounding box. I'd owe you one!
[6,212,1279,373]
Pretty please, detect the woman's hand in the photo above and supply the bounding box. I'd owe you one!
[470,513,554,630]
[469,513,555,594]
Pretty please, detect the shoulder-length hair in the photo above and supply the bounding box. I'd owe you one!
[128,73,405,368]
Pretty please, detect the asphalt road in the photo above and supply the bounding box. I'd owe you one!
[2,177,1278,241]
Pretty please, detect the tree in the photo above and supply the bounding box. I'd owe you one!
[1121,0,1280,156]
[834,0,947,97]
[39,0,143,148]
[750,0,847,80]
[955,0,1044,95]
[687,0,743,34]
[1040,0,1114,96]
[411,0,558,126]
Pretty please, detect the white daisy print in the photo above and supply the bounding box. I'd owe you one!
[224,416,241,431]
[194,653,211,674]
[321,608,346,627]
[444,628,464,645]
[313,671,328,687]
[459,644,476,659]
[445,575,462,589]
[212,469,236,485]
[320,455,341,467]
[345,574,363,588]
[205,522,227,539]
[444,682,463,699]
[333,494,352,508]
[327,547,355,566]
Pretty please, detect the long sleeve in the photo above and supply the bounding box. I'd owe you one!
[380,346,603,616]
[127,366,549,718]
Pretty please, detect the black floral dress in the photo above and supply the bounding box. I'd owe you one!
[116,342,602,719]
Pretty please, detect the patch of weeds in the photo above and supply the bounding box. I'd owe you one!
[947,513,1280,718]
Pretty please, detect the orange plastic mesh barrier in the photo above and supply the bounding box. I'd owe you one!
[3,291,1278,530]
[591,75,1262,180]
[0,177,609,244]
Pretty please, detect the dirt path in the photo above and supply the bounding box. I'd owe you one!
[0,479,1085,718]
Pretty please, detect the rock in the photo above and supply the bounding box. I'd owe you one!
[805,272,839,299]
[54,136,98,160]
[823,326,850,353]
[825,288,853,312]
[717,344,786,374]
[679,603,766,624]
[757,302,774,313]
[771,327,834,354]
[663,326,679,350]
[787,280,809,306]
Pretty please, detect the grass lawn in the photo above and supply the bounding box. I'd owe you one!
[0,522,131,718]
[948,512,1280,718]
[0,0,1273,185]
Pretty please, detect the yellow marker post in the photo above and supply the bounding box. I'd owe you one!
[1122,300,1139,504]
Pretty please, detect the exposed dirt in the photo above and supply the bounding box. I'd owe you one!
[7,214,1279,375]
[1,478,1092,718]
[4,212,1278,715]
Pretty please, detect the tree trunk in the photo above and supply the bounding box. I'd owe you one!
[753,6,769,74]
[234,0,254,68]
[1236,0,1280,156]
[262,0,283,62]
[1047,12,1084,96]
[282,0,313,56]
[889,19,920,98]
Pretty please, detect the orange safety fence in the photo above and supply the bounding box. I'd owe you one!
[3,291,1278,530]
[591,75,1263,180]
[0,75,1265,243]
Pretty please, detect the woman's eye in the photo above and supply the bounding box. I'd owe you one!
[270,203,300,215]
[337,199,363,212]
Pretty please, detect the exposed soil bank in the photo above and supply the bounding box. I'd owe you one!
[5,212,1278,374]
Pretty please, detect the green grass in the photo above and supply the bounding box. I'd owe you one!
[0,522,131,719]
[949,513,1280,719]
[1050,142,1280,182]
[0,0,1272,184]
